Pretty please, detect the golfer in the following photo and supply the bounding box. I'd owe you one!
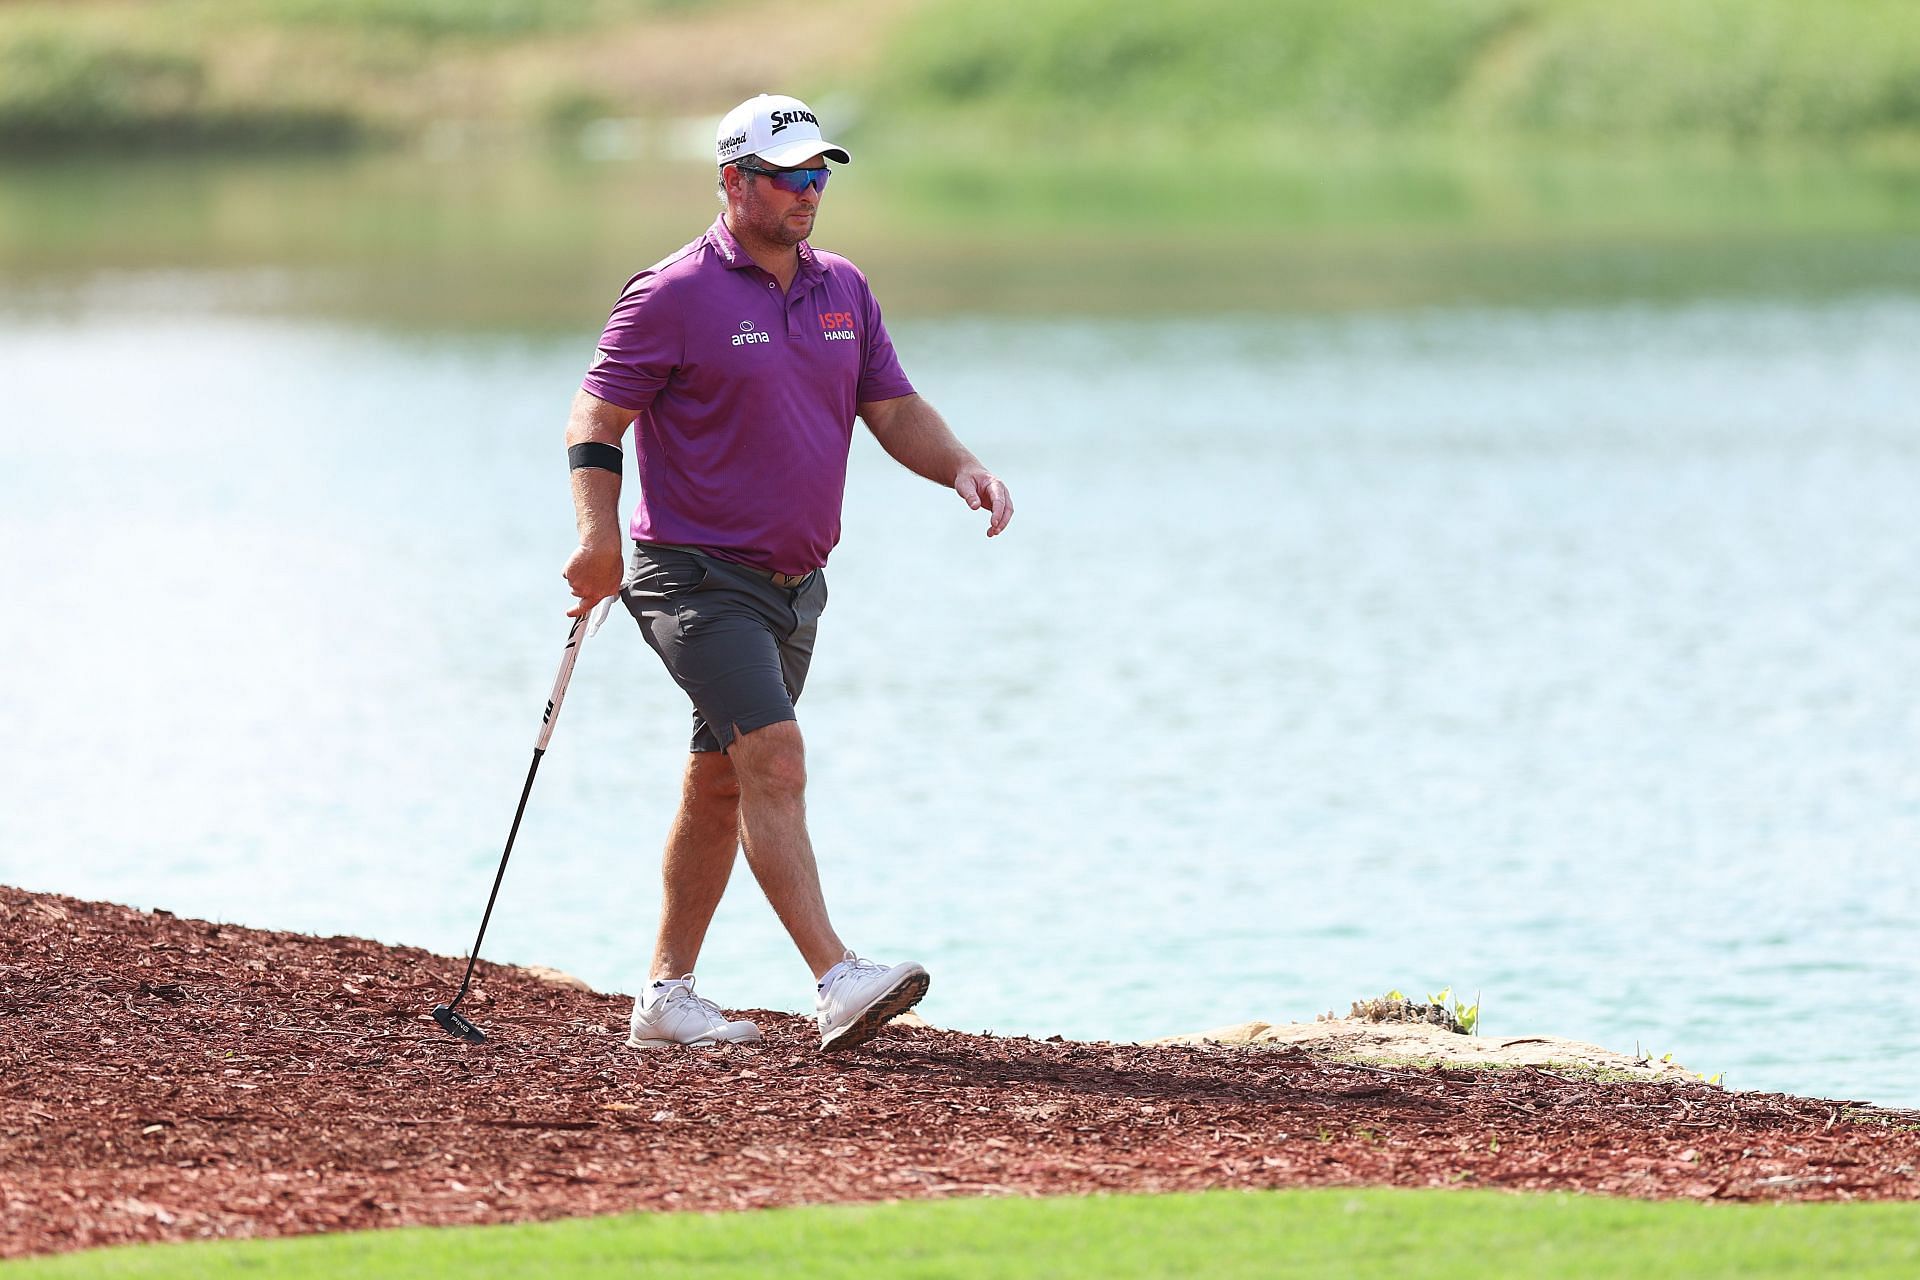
[560,94,1012,1052]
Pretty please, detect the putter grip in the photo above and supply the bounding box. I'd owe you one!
[534,613,592,751]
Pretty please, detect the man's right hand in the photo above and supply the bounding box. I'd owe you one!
[563,541,625,617]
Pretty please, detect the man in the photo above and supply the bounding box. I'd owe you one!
[560,94,1013,1053]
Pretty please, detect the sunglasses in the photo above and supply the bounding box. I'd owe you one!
[734,159,831,195]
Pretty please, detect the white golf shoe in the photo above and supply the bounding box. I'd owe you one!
[627,975,762,1049]
[815,951,930,1052]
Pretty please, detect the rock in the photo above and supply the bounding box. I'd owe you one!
[887,1010,932,1029]
[1150,1020,1271,1046]
[1143,1017,1701,1081]
[518,965,593,992]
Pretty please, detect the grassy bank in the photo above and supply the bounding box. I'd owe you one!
[3,0,1920,156]
[879,0,1920,152]
[0,0,889,154]
[10,1189,1920,1279]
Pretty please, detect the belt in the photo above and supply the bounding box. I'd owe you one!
[641,542,814,589]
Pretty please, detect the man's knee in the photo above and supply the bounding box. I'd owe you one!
[683,753,741,810]
[727,720,806,799]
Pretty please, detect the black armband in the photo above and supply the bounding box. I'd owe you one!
[568,442,623,475]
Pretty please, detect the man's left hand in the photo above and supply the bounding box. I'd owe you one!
[956,467,1013,537]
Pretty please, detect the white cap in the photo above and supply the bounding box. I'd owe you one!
[715,94,851,168]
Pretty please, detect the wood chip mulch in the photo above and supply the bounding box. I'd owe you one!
[3,885,1917,1258]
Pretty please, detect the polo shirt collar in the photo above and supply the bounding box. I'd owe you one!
[796,238,832,282]
[707,215,754,271]
[707,215,833,284]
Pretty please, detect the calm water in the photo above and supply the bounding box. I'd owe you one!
[3,159,1918,1107]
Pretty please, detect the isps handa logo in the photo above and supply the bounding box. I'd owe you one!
[818,311,857,342]
[732,320,770,347]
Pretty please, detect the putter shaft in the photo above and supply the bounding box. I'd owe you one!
[434,600,612,1040]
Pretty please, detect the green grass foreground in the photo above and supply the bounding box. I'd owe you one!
[9,1189,1920,1280]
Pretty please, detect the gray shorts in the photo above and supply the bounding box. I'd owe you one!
[620,542,828,754]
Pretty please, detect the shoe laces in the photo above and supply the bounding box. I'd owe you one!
[657,974,728,1022]
[823,950,886,992]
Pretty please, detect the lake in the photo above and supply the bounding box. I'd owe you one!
[1,149,1916,1106]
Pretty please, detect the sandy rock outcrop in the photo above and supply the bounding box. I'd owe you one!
[517,964,594,991]
[1146,1017,1698,1081]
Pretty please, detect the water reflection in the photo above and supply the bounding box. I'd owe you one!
[5,149,1920,325]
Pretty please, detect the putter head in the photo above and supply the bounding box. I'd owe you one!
[432,1003,487,1043]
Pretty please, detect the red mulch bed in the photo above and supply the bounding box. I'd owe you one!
[3,885,1917,1258]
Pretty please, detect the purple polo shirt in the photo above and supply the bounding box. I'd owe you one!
[580,215,915,575]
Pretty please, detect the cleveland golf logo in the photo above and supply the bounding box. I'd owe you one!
[819,310,857,342]
[769,108,817,135]
[733,320,770,347]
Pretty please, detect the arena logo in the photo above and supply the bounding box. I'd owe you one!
[732,320,771,347]
[769,108,818,135]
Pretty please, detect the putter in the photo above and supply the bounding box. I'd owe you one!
[432,595,616,1043]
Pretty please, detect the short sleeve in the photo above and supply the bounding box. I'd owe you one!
[856,283,915,404]
[581,270,681,412]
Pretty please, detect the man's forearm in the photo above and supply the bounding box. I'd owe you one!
[866,395,979,486]
[569,468,623,547]
[862,391,1013,536]
[566,391,629,549]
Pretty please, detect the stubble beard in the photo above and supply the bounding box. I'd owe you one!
[764,208,812,248]
[744,189,813,248]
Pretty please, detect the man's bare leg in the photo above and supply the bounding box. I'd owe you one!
[648,752,744,982]
[726,720,847,978]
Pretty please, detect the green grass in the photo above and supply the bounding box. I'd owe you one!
[10,1190,1920,1279]
[0,0,713,153]
[0,23,359,152]
[242,0,712,41]
[7,0,1920,154]
[880,0,1920,148]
